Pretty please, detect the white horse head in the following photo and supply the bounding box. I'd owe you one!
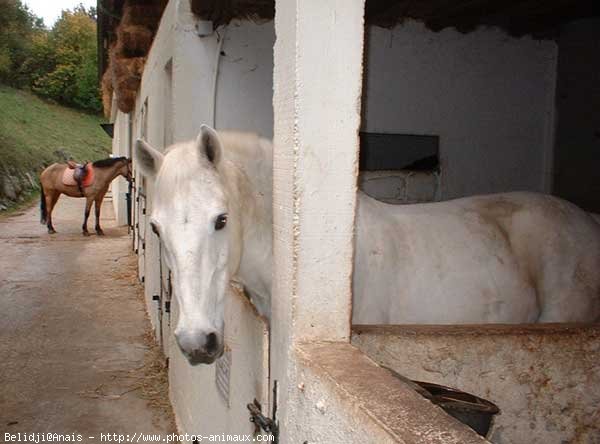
[135,125,244,365]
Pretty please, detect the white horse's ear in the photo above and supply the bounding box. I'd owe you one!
[196,124,223,166]
[135,139,164,178]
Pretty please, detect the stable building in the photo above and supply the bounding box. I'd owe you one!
[99,1,600,442]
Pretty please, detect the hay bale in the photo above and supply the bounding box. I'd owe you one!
[101,70,114,117]
[116,24,154,57]
[101,0,166,114]
[116,89,137,114]
[121,3,164,30]
[110,46,145,83]
[111,55,145,89]
[109,49,145,114]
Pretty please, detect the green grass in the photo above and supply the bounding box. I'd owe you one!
[0,84,111,173]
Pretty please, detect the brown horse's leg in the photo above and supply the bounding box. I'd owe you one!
[46,191,60,234]
[82,197,94,236]
[94,191,106,236]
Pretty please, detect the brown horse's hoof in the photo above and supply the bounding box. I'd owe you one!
[48,229,56,234]
[96,229,105,236]
[83,231,90,237]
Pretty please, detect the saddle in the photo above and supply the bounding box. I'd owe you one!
[62,161,95,192]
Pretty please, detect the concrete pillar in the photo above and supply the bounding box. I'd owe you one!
[271,0,365,440]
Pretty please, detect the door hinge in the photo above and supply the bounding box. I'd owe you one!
[247,380,278,442]
[247,400,278,438]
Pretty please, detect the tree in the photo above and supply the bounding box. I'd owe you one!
[0,2,102,113]
[0,0,45,87]
[32,5,101,112]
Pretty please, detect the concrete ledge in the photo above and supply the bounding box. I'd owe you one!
[294,342,488,443]
[351,323,600,443]
[353,322,600,337]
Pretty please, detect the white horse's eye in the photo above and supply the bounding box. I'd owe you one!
[150,221,160,237]
[215,214,228,231]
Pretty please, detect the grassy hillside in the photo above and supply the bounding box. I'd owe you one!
[0,85,111,208]
[0,85,111,170]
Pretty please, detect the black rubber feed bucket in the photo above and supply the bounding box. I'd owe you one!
[413,381,500,437]
[384,367,500,437]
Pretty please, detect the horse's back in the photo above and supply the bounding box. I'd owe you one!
[40,163,66,184]
[353,191,600,324]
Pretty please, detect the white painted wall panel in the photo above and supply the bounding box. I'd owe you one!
[116,0,277,437]
[362,21,558,199]
[169,287,270,439]
[216,22,275,138]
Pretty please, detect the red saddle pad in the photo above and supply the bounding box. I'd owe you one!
[62,164,95,188]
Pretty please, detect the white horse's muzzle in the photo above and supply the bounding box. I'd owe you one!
[174,327,223,365]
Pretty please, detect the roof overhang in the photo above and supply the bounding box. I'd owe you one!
[98,0,600,81]
[190,0,600,37]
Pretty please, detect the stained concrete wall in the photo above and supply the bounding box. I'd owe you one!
[352,324,600,444]
[362,21,558,200]
[294,343,488,444]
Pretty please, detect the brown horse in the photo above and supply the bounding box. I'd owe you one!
[39,157,132,235]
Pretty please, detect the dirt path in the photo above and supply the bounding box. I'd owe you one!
[0,196,175,438]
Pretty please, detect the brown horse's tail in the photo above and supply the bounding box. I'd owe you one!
[40,186,47,224]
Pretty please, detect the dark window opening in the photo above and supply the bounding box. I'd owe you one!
[359,133,440,172]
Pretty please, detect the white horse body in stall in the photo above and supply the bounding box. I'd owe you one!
[136,126,600,365]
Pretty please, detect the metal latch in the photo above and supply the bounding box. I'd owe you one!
[247,399,278,438]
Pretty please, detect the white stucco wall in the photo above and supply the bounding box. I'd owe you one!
[131,0,177,336]
[113,0,275,334]
[110,111,130,225]
[215,22,275,138]
[362,21,558,199]
[169,9,274,142]
[169,286,270,440]
[110,0,277,439]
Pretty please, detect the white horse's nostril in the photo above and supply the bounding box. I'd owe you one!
[205,332,218,354]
